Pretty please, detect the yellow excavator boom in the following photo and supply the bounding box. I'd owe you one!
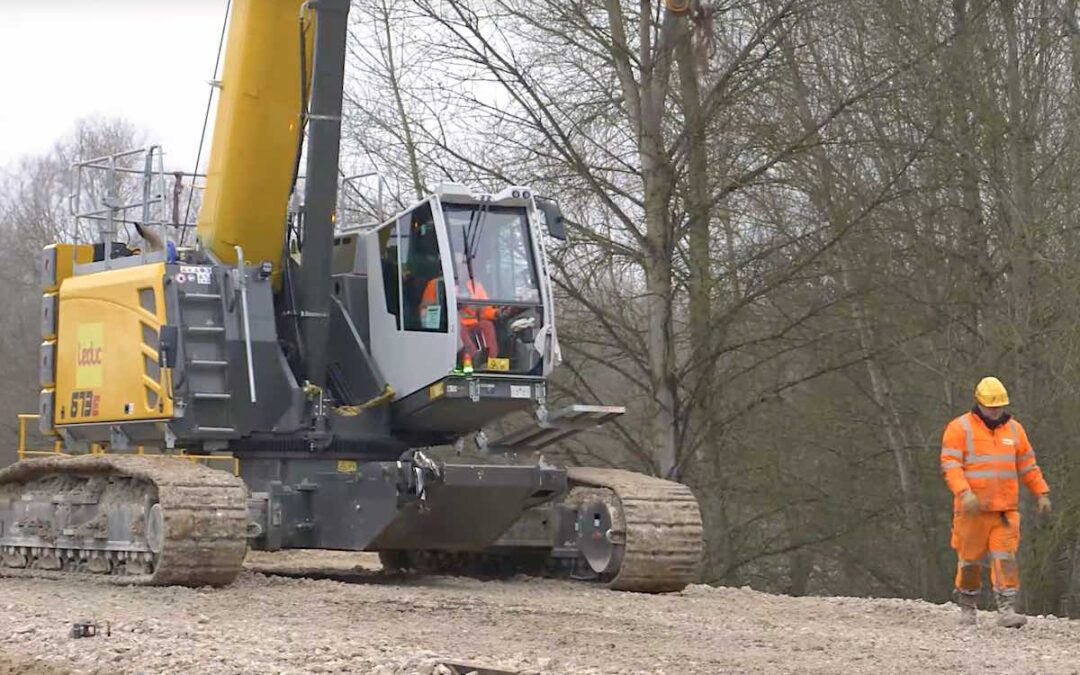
[196,0,313,283]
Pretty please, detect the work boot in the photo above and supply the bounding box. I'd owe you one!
[995,592,1027,628]
[956,592,977,626]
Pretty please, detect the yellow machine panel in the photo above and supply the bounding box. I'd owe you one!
[41,243,93,294]
[54,263,173,426]
[197,0,313,286]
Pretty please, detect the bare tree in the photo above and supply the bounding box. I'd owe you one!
[332,0,1080,606]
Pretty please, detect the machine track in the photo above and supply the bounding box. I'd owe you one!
[376,467,704,593]
[0,455,248,586]
[566,467,703,593]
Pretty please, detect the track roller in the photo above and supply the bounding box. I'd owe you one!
[0,455,249,586]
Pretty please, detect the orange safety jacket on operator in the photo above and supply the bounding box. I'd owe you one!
[422,277,496,326]
[940,411,1049,513]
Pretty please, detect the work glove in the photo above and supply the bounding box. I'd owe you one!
[1037,494,1052,515]
[960,490,979,513]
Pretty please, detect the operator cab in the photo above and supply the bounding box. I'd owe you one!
[440,197,545,372]
[348,183,563,443]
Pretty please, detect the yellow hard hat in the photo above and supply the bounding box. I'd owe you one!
[975,376,1009,407]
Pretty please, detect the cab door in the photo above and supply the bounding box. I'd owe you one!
[366,197,458,398]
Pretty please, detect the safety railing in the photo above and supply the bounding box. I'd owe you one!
[17,414,65,460]
[15,414,239,476]
[336,170,393,232]
[69,147,171,266]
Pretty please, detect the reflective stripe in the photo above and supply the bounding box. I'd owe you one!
[958,558,985,567]
[1017,450,1034,463]
[1009,421,1020,448]
[959,415,974,458]
[942,460,962,470]
[964,469,1017,479]
[955,415,1021,480]
[996,587,1018,597]
[966,453,1016,465]
[989,551,1015,561]
[1019,464,1038,476]
[941,448,964,458]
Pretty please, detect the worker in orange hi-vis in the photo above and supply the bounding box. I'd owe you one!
[940,376,1052,628]
[420,259,499,363]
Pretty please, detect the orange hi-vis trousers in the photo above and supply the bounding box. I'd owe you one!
[952,509,1020,596]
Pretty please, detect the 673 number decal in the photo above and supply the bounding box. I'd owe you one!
[69,390,100,419]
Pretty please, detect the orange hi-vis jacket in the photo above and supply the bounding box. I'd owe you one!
[422,277,496,326]
[940,411,1049,513]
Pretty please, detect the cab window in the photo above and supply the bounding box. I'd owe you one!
[443,205,539,304]
[398,202,447,333]
[377,224,401,329]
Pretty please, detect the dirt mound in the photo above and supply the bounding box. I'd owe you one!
[0,550,1076,674]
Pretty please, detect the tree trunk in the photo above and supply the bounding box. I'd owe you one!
[949,0,990,366]
[606,0,682,478]
[676,14,714,478]
[1000,0,1034,389]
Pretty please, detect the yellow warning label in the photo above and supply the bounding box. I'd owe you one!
[336,460,359,473]
[429,381,445,399]
[485,357,510,372]
[75,323,104,389]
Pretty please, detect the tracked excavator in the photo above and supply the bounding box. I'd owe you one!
[0,0,702,592]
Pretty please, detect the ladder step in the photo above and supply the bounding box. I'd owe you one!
[181,293,222,301]
[192,392,231,400]
[186,325,225,334]
[193,426,236,434]
[189,359,228,368]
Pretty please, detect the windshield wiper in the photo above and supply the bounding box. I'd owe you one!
[462,205,490,283]
[466,206,489,260]
[459,226,476,284]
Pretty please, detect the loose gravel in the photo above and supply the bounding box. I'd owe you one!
[0,550,1077,674]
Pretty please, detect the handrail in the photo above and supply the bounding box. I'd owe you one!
[17,414,64,461]
[234,245,257,404]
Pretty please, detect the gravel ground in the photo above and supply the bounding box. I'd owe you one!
[0,550,1077,674]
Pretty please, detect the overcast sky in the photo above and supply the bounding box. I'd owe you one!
[0,1,227,172]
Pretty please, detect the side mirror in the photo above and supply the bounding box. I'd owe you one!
[536,198,567,241]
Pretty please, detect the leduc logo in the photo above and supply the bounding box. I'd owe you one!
[77,344,102,365]
[75,323,104,388]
